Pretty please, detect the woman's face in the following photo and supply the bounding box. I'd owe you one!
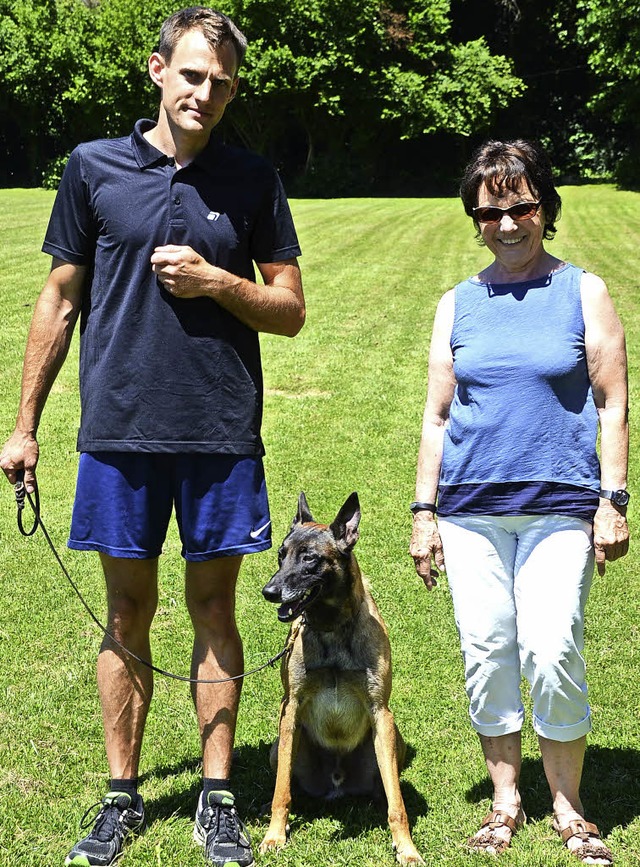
[476,178,545,275]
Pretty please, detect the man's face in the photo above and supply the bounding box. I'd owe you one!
[149,29,239,139]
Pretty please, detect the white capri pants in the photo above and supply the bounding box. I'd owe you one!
[438,514,594,742]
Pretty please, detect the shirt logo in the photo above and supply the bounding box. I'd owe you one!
[207,211,221,221]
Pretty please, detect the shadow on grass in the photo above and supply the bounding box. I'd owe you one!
[465,745,640,832]
[142,739,428,841]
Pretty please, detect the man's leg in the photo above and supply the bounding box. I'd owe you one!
[185,556,254,866]
[184,555,244,778]
[176,454,269,867]
[98,553,158,779]
[66,554,156,866]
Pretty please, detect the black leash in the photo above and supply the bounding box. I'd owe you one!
[13,474,289,684]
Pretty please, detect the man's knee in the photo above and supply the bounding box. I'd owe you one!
[106,591,157,638]
[186,589,238,634]
[185,557,242,627]
[101,557,159,638]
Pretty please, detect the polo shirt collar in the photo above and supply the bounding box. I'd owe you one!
[131,118,222,172]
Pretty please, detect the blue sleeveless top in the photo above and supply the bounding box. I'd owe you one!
[438,263,600,520]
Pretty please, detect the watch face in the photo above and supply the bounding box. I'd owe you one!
[613,490,630,506]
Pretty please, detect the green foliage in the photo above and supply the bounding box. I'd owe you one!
[0,0,523,191]
[576,0,640,186]
[0,0,92,125]
[42,152,70,190]
[577,0,640,122]
[449,0,604,182]
[380,38,524,138]
[78,0,172,132]
[0,0,169,182]
[0,0,95,178]
[4,0,640,189]
[1,186,640,865]
[233,0,523,170]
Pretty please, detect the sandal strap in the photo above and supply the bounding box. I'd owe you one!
[481,811,519,834]
[559,819,601,844]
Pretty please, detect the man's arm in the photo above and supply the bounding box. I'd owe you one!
[150,245,305,336]
[0,258,85,492]
[582,271,630,575]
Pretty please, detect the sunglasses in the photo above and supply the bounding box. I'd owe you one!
[472,201,542,224]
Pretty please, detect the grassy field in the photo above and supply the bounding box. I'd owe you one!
[0,186,639,866]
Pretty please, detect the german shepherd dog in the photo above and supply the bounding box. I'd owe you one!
[259,492,423,865]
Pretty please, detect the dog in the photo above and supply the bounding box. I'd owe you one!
[259,492,423,865]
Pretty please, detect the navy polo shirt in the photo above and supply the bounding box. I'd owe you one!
[43,119,301,454]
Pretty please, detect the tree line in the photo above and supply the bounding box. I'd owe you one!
[0,0,637,195]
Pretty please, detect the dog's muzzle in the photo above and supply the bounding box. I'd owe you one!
[262,578,322,622]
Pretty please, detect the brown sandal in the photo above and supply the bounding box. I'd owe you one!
[467,809,525,855]
[555,819,613,865]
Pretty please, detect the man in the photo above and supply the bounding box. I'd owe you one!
[0,7,304,867]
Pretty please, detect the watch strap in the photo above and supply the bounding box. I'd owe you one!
[410,501,437,514]
[599,488,630,506]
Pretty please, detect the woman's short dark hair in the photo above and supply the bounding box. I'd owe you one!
[158,6,247,72]
[460,139,562,241]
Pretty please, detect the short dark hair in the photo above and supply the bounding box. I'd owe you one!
[157,6,247,73]
[460,139,562,241]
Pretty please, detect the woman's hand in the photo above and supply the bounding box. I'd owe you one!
[593,501,629,575]
[410,512,445,590]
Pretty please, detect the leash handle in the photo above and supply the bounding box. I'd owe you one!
[15,469,39,536]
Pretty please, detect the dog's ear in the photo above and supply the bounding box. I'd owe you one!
[330,492,360,550]
[293,491,315,526]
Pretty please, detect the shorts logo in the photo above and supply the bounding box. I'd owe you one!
[250,520,271,539]
[207,211,221,221]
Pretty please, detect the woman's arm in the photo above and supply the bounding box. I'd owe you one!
[582,271,630,575]
[410,289,457,589]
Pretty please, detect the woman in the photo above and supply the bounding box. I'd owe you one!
[410,139,629,865]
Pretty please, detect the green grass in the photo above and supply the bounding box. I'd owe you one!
[1,186,639,866]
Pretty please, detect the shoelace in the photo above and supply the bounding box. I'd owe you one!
[204,804,242,844]
[79,800,126,844]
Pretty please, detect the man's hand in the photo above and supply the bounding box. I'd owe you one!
[151,244,228,298]
[593,500,629,576]
[0,431,39,493]
[410,512,445,590]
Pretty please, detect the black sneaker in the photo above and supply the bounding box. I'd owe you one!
[193,790,254,867]
[65,791,145,866]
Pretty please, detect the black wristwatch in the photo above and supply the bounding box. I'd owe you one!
[410,501,437,515]
[599,488,630,507]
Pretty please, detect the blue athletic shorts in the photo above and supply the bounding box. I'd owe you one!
[68,452,271,561]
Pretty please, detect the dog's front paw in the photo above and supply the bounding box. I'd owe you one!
[259,824,289,853]
[394,842,425,865]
